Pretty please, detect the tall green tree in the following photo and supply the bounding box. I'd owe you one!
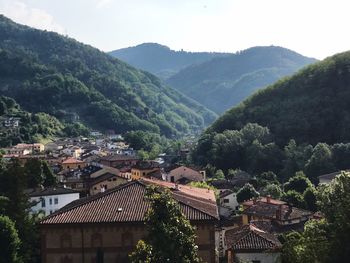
[0,215,21,263]
[236,183,259,203]
[129,186,201,263]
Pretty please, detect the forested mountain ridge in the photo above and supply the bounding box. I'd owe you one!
[166,46,317,113]
[0,15,217,138]
[109,43,229,79]
[207,50,350,145]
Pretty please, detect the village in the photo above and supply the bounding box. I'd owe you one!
[0,130,338,263]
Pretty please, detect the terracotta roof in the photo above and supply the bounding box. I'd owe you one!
[243,197,286,206]
[89,172,128,186]
[243,201,313,222]
[225,224,282,252]
[40,180,218,225]
[101,155,139,162]
[28,187,79,197]
[219,189,234,198]
[62,158,85,164]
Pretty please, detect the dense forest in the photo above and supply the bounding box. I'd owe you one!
[109,43,229,79]
[194,51,350,183]
[167,46,316,113]
[0,15,217,140]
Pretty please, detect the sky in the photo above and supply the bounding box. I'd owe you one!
[0,0,349,59]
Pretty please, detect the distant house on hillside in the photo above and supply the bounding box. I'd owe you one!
[165,165,205,184]
[318,170,349,184]
[131,161,160,180]
[99,155,139,167]
[61,157,87,170]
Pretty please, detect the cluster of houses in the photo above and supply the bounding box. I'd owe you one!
[1,136,338,263]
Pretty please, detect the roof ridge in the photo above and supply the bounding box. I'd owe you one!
[175,196,218,220]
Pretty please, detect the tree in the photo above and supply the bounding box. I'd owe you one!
[282,190,305,208]
[212,169,225,180]
[42,161,56,187]
[236,183,259,203]
[256,171,279,188]
[304,143,335,183]
[129,186,201,263]
[0,215,21,263]
[260,184,283,199]
[283,171,313,194]
[316,171,350,262]
[303,187,317,212]
[24,158,43,188]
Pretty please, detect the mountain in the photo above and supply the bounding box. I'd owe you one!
[109,43,229,79]
[0,15,217,138]
[166,46,317,113]
[207,50,350,145]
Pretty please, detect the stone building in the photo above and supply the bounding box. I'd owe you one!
[40,179,219,263]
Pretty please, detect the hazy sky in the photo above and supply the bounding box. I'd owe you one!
[0,0,349,59]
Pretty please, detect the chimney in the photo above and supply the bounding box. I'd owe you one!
[276,205,283,220]
[266,195,271,203]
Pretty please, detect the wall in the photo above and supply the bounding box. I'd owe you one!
[235,252,281,263]
[167,166,204,183]
[41,221,217,263]
[31,193,80,216]
[220,193,239,211]
[90,176,128,195]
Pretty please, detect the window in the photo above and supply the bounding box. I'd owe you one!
[112,178,116,181]
[223,199,229,203]
[54,198,58,205]
[170,176,175,183]
[252,261,261,263]
[41,198,46,208]
[49,198,52,205]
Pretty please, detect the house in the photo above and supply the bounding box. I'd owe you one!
[241,196,314,227]
[89,172,128,195]
[61,158,87,170]
[28,187,80,216]
[165,165,206,183]
[225,223,282,263]
[4,147,32,156]
[39,179,219,263]
[44,142,63,152]
[318,170,349,184]
[16,143,45,153]
[3,117,20,128]
[99,154,139,167]
[131,161,160,180]
[62,146,83,158]
[219,190,239,211]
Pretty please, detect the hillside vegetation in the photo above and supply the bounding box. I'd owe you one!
[167,46,316,113]
[0,15,217,139]
[109,43,229,79]
[194,51,350,182]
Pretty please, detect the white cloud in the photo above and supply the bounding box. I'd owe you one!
[0,0,66,34]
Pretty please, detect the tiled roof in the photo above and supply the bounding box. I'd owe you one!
[225,224,282,252]
[40,180,218,225]
[89,172,128,186]
[101,155,139,161]
[243,201,313,222]
[62,158,85,164]
[243,197,286,206]
[28,187,79,197]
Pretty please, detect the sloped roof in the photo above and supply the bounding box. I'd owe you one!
[62,157,85,164]
[318,170,349,181]
[225,224,282,252]
[40,180,218,225]
[28,187,79,197]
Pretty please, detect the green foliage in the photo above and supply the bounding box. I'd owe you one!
[213,169,225,180]
[260,184,283,199]
[0,16,216,137]
[208,51,350,146]
[282,219,330,263]
[24,158,43,188]
[316,171,350,262]
[283,172,313,194]
[42,161,57,187]
[129,186,201,263]
[236,183,259,203]
[282,190,305,208]
[166,46,316,113]
[0,215,21,263]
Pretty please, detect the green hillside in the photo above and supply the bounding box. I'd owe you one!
[0,96,65,147]
[208,51,350,145]
[193,51,350,181]
[0,15,217,138]
[109,43,229,79]
[166,46,316,113]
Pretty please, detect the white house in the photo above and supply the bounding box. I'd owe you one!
[219,190,239,211]
[165,165,205,184]
[29,187,80,216]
